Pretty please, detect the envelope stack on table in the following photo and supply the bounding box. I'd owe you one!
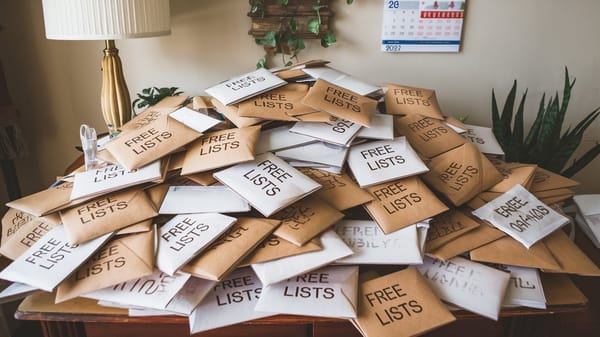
[1,60,599,337]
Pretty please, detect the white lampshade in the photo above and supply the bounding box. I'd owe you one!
[42,0,171,40]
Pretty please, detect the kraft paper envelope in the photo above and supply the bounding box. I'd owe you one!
[182,217,279,281]
[70,161,162,200]
[356,113,394,140]
[240,235,322,266]
[290,162,343,175]
[156,213,237,276]
[213,152,322,217]
[120,96,188,132]
[167,151,186,171]
[83,269,191,310]
[301,67,382,97]
[6,181,98,217]
[184,170,219,186]
[421,142,504,206]
[354,268,455,337]
[425,209,481,252]
[106,106,202,171]
[204,67,287,106]
[427,222,506,261]
[0,215,58,260]
[158,186,250,214]
[347,137,429,188]
[541,229,600,276]
[271,59,330,80]
[192,95,214,110]
[488,163,537,194]
[301,79,377,127]
[251,230,352,286]
[469,236,560,270]
[181,125,261,175]
[254,125,316,154]
[417,256,511,320]
[289,117,363,146]
[383,83,444,119]
[275,141,349,168]
[61,188,158,244]
[188,267,275,334]
[534,188,575,199]
[210,98,264,128]
[115,219,153,236]
[540,273,588,306]
[255,265,359,318]
[55,229,156,303]
[472,184,570,248]
[237,83,318,120]
[462,124,505,155]
[0,282,40,304]
[169,106,221,134]
[298,168,373,211]
[0,226,113,292]
[334,220,427,265]
[145,183,171,209]
[500,265,546,309]
[530,167,580,192]
[393,114,467,158]
[2,208,35,245]
[273,195,344,246]
[363,176,448,234]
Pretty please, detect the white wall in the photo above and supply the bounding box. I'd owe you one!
[0,0,599,199]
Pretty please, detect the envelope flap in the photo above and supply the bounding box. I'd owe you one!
[542,229,600,276]
[469,236,560,270]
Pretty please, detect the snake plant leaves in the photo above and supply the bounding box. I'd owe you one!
[562,142,600,177]
[507,89,527,162]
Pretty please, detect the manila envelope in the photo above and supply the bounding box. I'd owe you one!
[421,142,504,206]
[60,188,158,244]
[383,83,445,120]
[364,176,448,234]
[239,235,322,266]
[166,151,186,172]
[211,98,264,128]
[272,195,344,246]
[115,219,153,236]
[425,209,481,252]
[530,166,580,192]
[393,114,467,158]
[55,229,155,303]
[540,273,588,306]
[182,218,279,281]
[6,181,97,217]
[238,83,316,120]
[181,125,261,175]
[353,268,455,337]
[2,208,35,246]
[298,168,373,210]
[489,162,537,193]
[105,103,202,171]
[0,216,58,260]
[470,236,561,270]
[120,96,188,132]
[301,79,377,127]
[426,222,506,261]
[145,183,171,209]
[541,229,600,276]
[184,170,219,186]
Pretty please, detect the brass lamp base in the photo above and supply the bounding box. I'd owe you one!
[101,40,132,135]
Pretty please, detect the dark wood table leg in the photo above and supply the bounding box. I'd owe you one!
[40,321,86,337]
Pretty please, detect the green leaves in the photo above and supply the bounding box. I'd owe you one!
[132,87,182,114]
[256,55,267,69]
[308,18,321,35]
[321,31,336,47]
[255,31,277,47]
[491,68,600,177]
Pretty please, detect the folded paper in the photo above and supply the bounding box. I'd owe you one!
[356,113,394,140]
[298,168,373,211]
[383,83,444,119]
[500,265,546,309]
[302,67,382,97]
[158,186,250,214]
[394,114,466,158]
[275,141,349,169]
[254,125,316,154]
[204,67,286,105]
[169,106,221,133]
[462,124,505,155]
[240,235,322,266]
[237,83,317,120]
[0,214,58,260]
[425,209,480,252]
[290,117,363,146]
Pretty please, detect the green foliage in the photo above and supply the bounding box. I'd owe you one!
[492,67,600,177]
[132,87,183,114]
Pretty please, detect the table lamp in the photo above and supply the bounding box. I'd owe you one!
[41,0,171,135]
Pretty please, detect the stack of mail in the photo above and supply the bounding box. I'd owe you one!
[573,194,600,248]
[1,60,599,337]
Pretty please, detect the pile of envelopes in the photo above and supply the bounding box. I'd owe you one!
[1,60,600,337]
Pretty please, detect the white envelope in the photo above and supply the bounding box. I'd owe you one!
[254,125,316,154]
[416,256,511,320]
[83,269,191,310]
[0,282,40,304]
[288,162,343,175]
[70,161,162,200]
[289,118,362,146]
[301,67,382,96]
[275,142,349,168]
[334,220,428,265]
[156,213,237,275]
[575,213,600,249]
[205,68,286,105]
[347,137,429,187]
[573,195,600,248]
[158,186,250,214]
[500,265,546,309]
[213,152,322,217]
[0,226,113,292]
[472,184,569,248]
[255,265,358,318]
[163,276,216,315]
[462,124,505,155]
[356,113,394,140]
[169,106,221,133]
[189,267,275,334]
[251,230,354,286]
[573,194,600,216]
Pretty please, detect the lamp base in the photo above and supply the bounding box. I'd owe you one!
[101,40,132,135]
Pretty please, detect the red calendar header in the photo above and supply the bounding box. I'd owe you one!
[421,11,464,19]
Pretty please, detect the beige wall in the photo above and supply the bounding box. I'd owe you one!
[0,0,599,202]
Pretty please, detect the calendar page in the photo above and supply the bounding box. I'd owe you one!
[381,0,466,52]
